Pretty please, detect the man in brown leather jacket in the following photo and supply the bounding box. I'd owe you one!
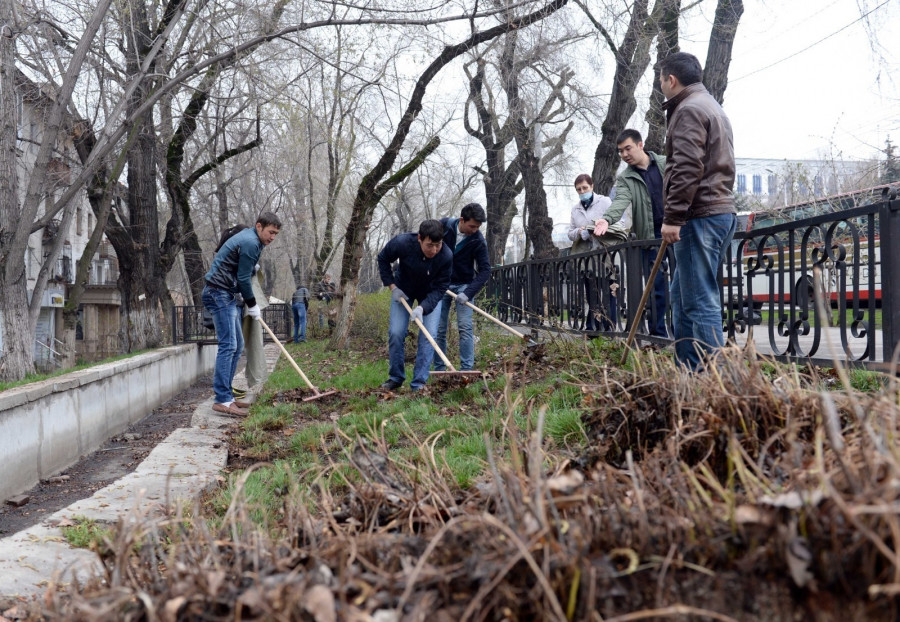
[658,52,737,371]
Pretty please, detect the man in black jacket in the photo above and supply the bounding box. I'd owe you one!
[433,203,490,371]
[377,220,452,392]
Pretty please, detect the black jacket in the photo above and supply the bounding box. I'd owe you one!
[377,232,452,315]
[440,217,490,299]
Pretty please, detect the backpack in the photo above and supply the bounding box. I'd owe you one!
[215,224,248,253]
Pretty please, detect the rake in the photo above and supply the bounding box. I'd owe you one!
[621,240,668,365]
[444,289,542,349]
[257,317,338,401]
[398,297,483,378]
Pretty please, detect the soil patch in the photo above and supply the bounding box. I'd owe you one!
[0,375,214,537]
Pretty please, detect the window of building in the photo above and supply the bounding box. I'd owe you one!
[767,174,777,195]
[752,174,762,195]
[737,174,747,194]
[76,206,83,235]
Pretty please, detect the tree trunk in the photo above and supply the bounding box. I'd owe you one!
[703,0,744,105]
[0,0,32,380]
[465,58,522,266]
[521,150,557,260]
[586,0,653,195]
[644,0,681,154]
[117,0,166,351]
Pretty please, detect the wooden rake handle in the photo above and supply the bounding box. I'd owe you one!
[257,317,322,396]
[621,240,668,364]
[398,297,457,372]
[445,290,527,340]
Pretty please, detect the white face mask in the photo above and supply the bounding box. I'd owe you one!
[579,191,593,203]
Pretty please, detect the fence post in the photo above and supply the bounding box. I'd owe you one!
[624,239,643,337]
[881,197,900,362]
[171,306,178,344]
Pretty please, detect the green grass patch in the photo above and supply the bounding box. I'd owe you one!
[60,516,113,549]
[210,293,613,532]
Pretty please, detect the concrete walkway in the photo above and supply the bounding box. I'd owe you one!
[0,343,282,601]
[737,326,885,363]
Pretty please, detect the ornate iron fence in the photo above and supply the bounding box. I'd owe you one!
[171,303,291,345]
[487,194,900,368]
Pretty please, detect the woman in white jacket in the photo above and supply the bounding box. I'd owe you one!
[567,174,631,331]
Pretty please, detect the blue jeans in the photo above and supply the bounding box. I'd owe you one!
[202,286,244,403]
[292,302,307,342]
[670,213,736,370]
[641,245,669,337]
[433,284,475,371]
[388,299,442,389]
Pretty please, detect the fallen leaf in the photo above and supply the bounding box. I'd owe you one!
[303,584,336,622]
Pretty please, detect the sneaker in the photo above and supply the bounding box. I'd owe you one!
[379,380,402,391]
[410,386,424,394]
[232,386,247,398]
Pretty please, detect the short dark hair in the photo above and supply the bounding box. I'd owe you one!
[659,52,702,87]
[574,173,593,187]
[418,219,444,242]
[616,128,643,145]
[460,202,486,223]
[256,211,282,229]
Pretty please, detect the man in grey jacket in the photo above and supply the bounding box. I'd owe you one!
[594,128,668,337]
[658,52,737,370]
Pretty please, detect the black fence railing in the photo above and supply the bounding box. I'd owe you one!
[487,196,900,368]
[171,303,292,345]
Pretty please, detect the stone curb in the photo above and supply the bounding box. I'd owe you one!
[0,343,282,601]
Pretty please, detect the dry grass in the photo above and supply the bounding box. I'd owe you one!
[23,339,900,621]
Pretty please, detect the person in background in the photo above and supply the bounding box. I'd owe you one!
[377,219,452,393]
[658,51,737,370]
[240,266,270,389]
[202,211,281,416]
[291,283,310,343]
[315,273,336,329]
[567,173,629,331]
[594,128,669,337]
[433,203,490,372]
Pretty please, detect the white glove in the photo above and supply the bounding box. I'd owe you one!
[246,305,261,320]
[411,306,423,324]
[580,228,591,240]
[391,287,408,303]
[456,292,469,306]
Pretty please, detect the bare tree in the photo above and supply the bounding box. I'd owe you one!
[0,0,114,380]
[580,0,668,194]
[332,0,569,348]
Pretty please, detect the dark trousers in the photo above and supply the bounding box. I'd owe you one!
[641,246,669,337]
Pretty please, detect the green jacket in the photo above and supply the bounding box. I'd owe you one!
[604,151,666,241]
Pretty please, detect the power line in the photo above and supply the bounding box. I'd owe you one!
[731,0,893,83]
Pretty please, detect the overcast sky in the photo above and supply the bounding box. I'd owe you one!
[543,0,899,224]
[704,0,899,161]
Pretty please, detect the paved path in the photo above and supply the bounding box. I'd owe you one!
[0,343,282,601]
[736,326,886,363]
